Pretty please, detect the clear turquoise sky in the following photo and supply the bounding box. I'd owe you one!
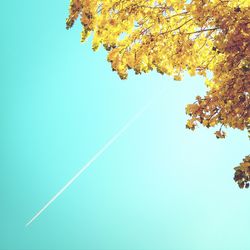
[1,1,249,250]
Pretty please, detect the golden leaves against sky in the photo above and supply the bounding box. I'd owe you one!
[66,0,250,187]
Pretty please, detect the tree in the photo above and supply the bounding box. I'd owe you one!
[66,0,250,188]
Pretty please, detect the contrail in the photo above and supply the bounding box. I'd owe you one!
[25,92,160,227]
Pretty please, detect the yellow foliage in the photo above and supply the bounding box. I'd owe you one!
[66,0,250,188]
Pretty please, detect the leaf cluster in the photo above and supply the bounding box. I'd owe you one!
[66,0,250,187]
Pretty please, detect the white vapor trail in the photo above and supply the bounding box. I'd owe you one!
[25,93,159,227]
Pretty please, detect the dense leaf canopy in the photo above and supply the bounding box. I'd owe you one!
[66,0,250,188]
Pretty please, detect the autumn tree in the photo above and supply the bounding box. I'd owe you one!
[66,0,250,188]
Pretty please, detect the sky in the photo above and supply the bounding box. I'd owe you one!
[1,1,250,250]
